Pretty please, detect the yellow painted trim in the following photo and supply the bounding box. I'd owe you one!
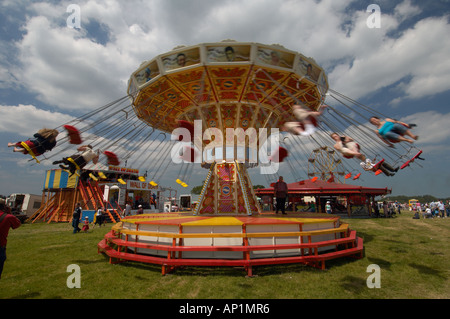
[123,215,200,224]
[114,223,348,239]
[119,229,245,239]
[181,217,244,226]
[112,222,123,231]
[273,217,338,224]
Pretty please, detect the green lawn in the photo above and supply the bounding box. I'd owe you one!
[1,212,448,299]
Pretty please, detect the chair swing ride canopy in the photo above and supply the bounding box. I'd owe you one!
[128,41,328,152]
[126,41,329,215]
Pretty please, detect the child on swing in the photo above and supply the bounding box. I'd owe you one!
[330,133,399,176]
[282,104,324,136]
[8,128,59,157]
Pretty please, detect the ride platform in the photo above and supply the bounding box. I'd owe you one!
[97,212,363,276]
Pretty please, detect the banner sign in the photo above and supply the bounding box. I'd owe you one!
[127,180,159,191]
[108,166,140,174]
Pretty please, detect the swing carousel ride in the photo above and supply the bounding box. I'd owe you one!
[18,41,423,275]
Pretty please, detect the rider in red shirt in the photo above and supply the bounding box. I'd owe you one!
[0,199,21,279]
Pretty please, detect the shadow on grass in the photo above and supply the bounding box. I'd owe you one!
[95,249,371,278]
[354,231,375,244]
[72,259,109,265]
[7,291,42,299]
[97,254,321,278]
[366,257,392,270]
[388,246,409,254]
[409,263,446,279]
[339,275,367,295]
[319,254,367,271]
[172,266,250,277]
[97,256,249,279]
[116,261,252,277]
[103,257,164,274]
[251,263,319,277]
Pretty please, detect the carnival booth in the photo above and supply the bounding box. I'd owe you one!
[255,178,392,217]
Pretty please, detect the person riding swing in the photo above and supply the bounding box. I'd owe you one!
[53,144,99,176]
[8,128,59,163]
[330,133,399,176]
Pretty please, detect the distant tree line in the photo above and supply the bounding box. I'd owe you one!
[191,185,203,195]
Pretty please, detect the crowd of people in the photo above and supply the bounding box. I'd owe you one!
[370,201,402,218]
[369,200,450,219]
[71,203,107,233]
[262,195,450,219]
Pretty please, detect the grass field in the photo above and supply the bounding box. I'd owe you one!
[0,211,448,300]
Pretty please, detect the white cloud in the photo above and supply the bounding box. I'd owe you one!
[14,15,126,111]
[0,104,73,137]
[394,0,421,21]
[9,0,448,115]
[400,111,450,145]
[11,0,211,112]
[329,9,450,103]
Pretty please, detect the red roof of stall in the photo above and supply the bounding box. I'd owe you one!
[255,179,391,196]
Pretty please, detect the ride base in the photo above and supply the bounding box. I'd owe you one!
[97,212,363,276]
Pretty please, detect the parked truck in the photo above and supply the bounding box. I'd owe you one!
[6,193,42,222]
[179,194,192,211]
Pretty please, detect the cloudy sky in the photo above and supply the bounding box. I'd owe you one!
[1,0,450,198]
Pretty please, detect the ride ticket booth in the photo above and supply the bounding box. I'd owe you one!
[125,180,159,212]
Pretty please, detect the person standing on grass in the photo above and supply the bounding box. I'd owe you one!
[274,176,288,215]
[72,203,82,233]
[447,200,450,217]
[93,206,104,228]
[438,200,445,218]
[0,199,21,280]
[326,201,332,214]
